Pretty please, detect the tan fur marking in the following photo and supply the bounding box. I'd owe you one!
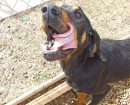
[64,54,72,62]
[72,5,80,11]
[92,44,97,55]
[74,27,78,48]
[76,92,88,105]
[81,31,87,44]
[62,10,71,23]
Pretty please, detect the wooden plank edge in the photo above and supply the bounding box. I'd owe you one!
[6,72,65,105]
[27,82,72,105]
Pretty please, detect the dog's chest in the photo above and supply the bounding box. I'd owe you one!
[60,58,108,93]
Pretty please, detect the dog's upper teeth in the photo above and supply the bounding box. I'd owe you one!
[51,31,53,34]
[53,33,57,35]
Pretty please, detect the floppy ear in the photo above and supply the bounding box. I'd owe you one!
[89,30,107,62]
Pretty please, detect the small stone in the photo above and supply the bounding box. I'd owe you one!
[31,63,37,70]
[8,26,11,28]
[0,29,3,33]
[121,101,127,105]
[23,72,27,75]
[24,75,28,79]
[11,28,18,34]
[71,100,74,103]
[11,67,14,71]
[0,54,3,59]
[20,16,29,22]
[0,87,5,95]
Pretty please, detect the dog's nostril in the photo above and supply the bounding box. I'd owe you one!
[41,7,47,13]
[52,8,58,15]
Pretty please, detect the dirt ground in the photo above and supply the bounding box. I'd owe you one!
[0,0,130,105]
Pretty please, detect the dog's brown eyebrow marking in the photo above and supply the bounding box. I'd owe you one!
[72,5,80,12]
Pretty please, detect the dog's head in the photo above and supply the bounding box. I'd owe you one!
[41,4,106,62]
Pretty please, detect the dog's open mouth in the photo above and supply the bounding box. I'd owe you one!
[48,24,60,35]
[43,23,77,61]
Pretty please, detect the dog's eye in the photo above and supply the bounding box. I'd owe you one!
[74,12,81,18]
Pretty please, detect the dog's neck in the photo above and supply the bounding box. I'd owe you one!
[60,42,93,70]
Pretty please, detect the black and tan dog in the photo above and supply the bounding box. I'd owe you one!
[41,4,130,105]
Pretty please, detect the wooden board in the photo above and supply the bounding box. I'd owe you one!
[27,82,72,105]
[6,72,65,105]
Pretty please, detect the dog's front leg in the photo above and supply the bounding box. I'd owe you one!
[76,92,88,105]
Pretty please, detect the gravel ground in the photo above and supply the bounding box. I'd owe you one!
[0,0,130,105]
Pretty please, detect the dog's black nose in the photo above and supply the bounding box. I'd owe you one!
[42,5,59,16]
[49,5,59,16]
[51,8,58,15]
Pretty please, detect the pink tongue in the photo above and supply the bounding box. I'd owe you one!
[52,23,77,51]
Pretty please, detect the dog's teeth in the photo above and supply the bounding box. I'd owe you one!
[53,33,56,35]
